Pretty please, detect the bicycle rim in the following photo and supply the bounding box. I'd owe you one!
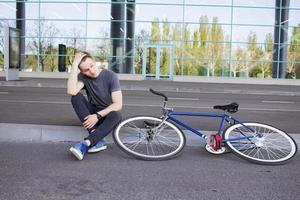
[113,116,186,160]
[223,122,297,164]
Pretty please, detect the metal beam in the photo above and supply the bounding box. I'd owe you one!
[16,0,26,71]
[273,0,290,78]
[110,0,125,73]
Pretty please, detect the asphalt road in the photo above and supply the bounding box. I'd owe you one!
[1,83,300,200]
[0,141,299,200]
[0,86,300,133]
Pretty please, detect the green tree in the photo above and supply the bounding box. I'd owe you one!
[151,18,160,43]
[171,24,182,75]
[232,47,246,77]
[94,32,110,68]
[149,18,160,74]
[161,20,171,75]
[207,17,224,77]
[134,29,150,74]
[260,33,273,78]
[193,29,199,49]
[247,31,265,77]
[197,16,210,76]
[183,24,191,49]
[162,20,170,41]
[183,24,198,75]
[199,16,209,48]
[246,32,272,78]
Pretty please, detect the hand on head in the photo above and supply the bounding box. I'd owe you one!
[74,52,86,65]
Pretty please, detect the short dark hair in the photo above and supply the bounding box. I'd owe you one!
[78,51,93,68]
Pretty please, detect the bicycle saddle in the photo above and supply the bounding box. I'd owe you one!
[213,102,239,113]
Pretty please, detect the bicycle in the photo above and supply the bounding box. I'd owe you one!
[113,89,298,165]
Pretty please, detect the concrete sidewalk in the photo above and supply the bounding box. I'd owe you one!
[1,123,299,147]
[1,76,300,96]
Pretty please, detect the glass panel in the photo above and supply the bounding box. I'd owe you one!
[37,54,58,72]
[287,25,300,79]
[184,6,231,24]
[37,20,87,38]
[289,10,300,28]
[0,19,15,38]
[136,4,183,22]
[40,3,87,20]
[230,43,273,78]
[26,2,39,20]
[138,0,183,4]
[233,8,274,26]
[290,0,300,8]
[159,47,170,77]
[24,54,38,72]
[183,59,208,76]
[86,38,110,65]
[0,2,15,19]
[25,37,37,55]
[86,21,110,38]
[186,0,231,6]
[231,25,274,44]
[25,21,38,37]
[146,47,156,77]
[87,3,111,20]
[233,0,274,7]
[0,50,4,71]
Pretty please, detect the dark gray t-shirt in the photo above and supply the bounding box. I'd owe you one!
[78,68,121,109]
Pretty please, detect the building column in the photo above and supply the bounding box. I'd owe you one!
[273,0,290,78]
[16,0,25,71]
[125,0,135,73]
[110,0,125,73]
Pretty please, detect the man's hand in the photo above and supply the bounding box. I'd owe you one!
[72,52,86,70]
[83,114,98,130]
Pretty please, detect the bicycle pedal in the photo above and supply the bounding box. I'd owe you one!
[207,133,222,151]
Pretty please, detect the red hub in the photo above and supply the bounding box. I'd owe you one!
[209,134,222,151]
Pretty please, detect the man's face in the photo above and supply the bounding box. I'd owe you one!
[79,57,98,78]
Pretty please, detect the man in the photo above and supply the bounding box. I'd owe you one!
[67,51,122,160]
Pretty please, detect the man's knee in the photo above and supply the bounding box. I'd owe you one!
[107,111,122,123]
[70,93,84,104]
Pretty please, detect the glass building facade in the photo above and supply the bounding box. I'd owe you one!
[0,0,300,79]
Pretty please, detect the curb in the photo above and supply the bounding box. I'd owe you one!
[1,72,300,86]
[1,123,299,147]
[0,123,202,146]
[1,79,300,97]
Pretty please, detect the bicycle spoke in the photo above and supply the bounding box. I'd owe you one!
[156,135,180,149]
[155,139,178,150]
[114,116,185,160]
[224,122,297,164]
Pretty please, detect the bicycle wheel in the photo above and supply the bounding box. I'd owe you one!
[113,116,186,161]
[223,122,297,165]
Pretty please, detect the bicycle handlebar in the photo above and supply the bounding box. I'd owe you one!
[149,88,168,101]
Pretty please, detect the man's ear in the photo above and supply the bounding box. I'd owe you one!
[77,64,82,72]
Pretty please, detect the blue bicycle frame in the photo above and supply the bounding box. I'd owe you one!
[166,111,255,143]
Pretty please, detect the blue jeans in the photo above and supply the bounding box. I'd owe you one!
[71,93,122,146]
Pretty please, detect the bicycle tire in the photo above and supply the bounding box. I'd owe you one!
[113,116,186,161]
[223,122,297,165]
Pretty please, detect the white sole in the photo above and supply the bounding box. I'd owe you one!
[88,145,107,153]
[70,147,84,160]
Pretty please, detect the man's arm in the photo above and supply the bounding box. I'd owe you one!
[67,53,85,96]
[82,91,122,130]
[97,90,123,117]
